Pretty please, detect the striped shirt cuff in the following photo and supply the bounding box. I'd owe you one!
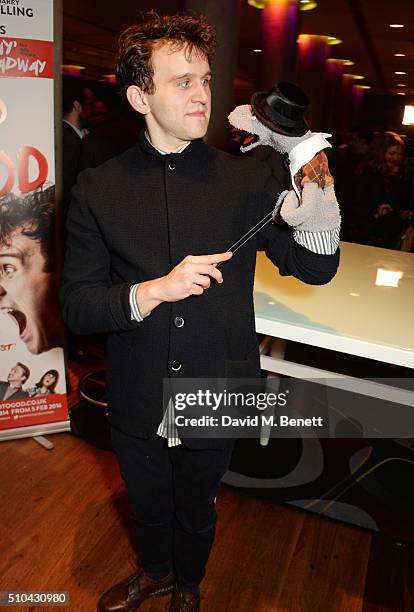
[293,227,340,255]
[157,397,182,446]
[129,284,145,322]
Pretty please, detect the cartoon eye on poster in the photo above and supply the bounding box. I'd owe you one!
[0,0,69,440]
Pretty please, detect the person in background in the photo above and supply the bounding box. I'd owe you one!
[62,79,103,365]
[26,369,59,397]
[62,77,96,224]
[397,148,414,250]
[330,128,371,226]
[0,363,30,400]
[348,131,412,248]
[79,99,144,171]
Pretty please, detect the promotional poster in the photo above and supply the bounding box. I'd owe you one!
[0,0,68,438]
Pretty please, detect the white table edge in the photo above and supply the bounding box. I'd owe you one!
[255,316,414,369]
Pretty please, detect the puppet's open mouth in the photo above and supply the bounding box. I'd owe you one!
[241,133,260,147]
[231,127,260,149]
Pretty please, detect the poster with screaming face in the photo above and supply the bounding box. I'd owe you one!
[0,0,68,434]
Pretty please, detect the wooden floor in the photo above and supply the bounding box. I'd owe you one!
[1,367,414,611]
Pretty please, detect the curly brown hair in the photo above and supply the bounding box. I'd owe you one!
[0,185,56,272]
[116,11,217,96]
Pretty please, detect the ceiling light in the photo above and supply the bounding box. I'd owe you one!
[394,53,406,57]
[343,74,365,80]
[298,34,342,46]
[395,71,406,75]
[248,0,311,8]
[402,105,414,125]
[327,36,342,45]
[356,85,371,90]
[327,58,354,66]
[397,92,406,96]
[253,49,262,53]
[61,64,85,71]
[61,64,86,77]
[397,83,406,87]
[247,0,266,8]
[299,1,318,10]
[389,24,404,28]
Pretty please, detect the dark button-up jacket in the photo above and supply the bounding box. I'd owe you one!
[61,130,339,448]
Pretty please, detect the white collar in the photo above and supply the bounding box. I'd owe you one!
[63,119,85,139]
[145,131,190,155]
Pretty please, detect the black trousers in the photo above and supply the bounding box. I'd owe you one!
[111,427,233,587]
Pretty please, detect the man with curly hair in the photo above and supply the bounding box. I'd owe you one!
[61,12,339,611]
[0,187,62,355]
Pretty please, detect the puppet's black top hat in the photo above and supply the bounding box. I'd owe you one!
[251,81,310,136]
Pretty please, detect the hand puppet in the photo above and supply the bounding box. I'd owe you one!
[228,81,341,237]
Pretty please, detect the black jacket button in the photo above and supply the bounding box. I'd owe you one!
[168,161,176,170]
[171,360,182,372]
[174,316,185,328]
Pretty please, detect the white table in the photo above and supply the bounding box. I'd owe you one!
[254,241,414,368]
[254,242,414,444]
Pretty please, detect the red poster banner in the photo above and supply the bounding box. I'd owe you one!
[0,37,53,79]
[0,393,68,430]
[0,0,69,441]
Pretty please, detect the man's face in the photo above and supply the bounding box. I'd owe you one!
[0,227,55,354]
[144,43,211,148]
[7,364,25,387]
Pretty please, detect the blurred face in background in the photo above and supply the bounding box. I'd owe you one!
[385,144,403,174]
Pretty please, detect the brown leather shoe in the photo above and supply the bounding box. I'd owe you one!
[97,570,174,611]
[168,584,200,612]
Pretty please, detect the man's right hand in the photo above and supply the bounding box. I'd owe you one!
[136,251,233,317]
